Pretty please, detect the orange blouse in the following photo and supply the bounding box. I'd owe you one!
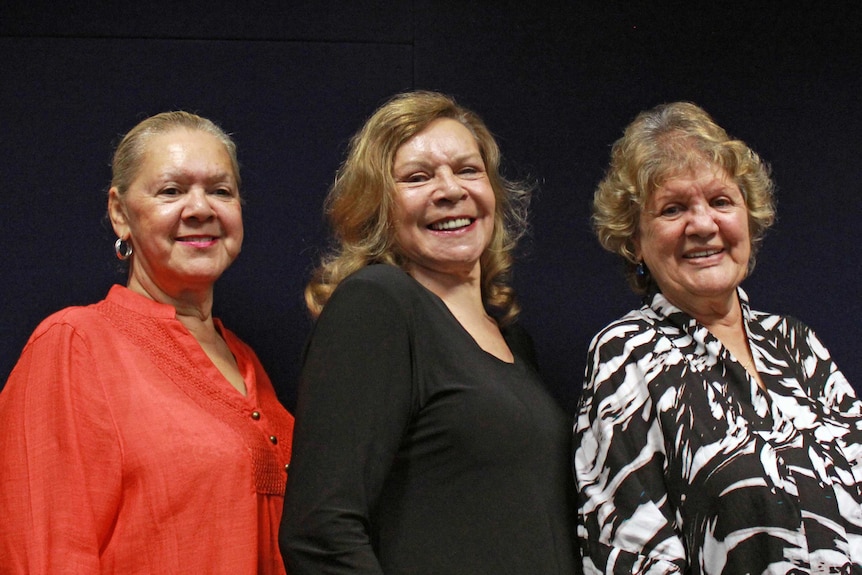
[0,285,294,574]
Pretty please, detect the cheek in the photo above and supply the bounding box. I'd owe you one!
[393,218,418,245]
[636,223,659,254]
[735,217,751,243]
[126,213,160,238]
[134,204,178,231]
[392,190,423,223]
[388,203,414,247]
[716,213,750,249]
[219,205,244,231]
[480,184,497,214]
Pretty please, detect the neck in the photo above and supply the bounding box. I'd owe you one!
[126,275,216,325]
[406,262,513,363]
[407,264,485,312]
[673,288,762,388]
[697,301,743,336]
[666,288,741,330]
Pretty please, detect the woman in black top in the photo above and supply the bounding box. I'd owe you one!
[280,91,579,575]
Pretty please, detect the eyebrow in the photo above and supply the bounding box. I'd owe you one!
[156,170,236,184]
[395,151,484,167]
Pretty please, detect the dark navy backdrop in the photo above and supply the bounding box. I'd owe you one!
[2,2,860,414]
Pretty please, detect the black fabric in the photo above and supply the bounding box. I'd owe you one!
[280,264,579,575]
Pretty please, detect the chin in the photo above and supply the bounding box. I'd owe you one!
[685,283,740,299]
[175,268,228,285]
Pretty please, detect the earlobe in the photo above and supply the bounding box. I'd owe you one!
[108,187,130,238]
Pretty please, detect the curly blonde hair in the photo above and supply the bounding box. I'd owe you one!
[593,101,776,294]
[306,91,531,325]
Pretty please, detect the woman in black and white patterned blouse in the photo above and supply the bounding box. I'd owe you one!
[573,101,862,575]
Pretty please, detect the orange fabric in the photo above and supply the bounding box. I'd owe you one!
[0,285,294,574]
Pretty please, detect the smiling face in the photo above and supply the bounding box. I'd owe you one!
[391,117,496,283]
[635,162,751,315]
[108,128,243,298]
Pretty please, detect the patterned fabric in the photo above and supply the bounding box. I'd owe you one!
[573,288,862,575]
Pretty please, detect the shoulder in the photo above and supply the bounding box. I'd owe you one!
[338,264,416,293]
[747,309,819,350]
[326,264,426,314]
[577,310,668,428]
[749,309,840,372]
[740,289,813,342]
[588,307,660,355]
[19,287,171,356]
[5,301,112,391]
[312,265,422,335]
[27,300,110,344]
[302,266,419,373]
[581,308,668,405]
[748,308,808,334]
[27,285,172,343]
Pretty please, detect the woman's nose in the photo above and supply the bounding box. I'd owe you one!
[183,188,216,219]
[685,205,719,235]
[434,169,466,202]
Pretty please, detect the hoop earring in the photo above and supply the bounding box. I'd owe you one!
[114,238,133,260]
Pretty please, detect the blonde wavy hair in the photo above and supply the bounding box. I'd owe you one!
[306,91,531,325]
[593,101,776,294]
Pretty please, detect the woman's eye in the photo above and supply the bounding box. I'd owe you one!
[159,187,181,196]
[659,205,682,217]
[712,197,733,208]
[213,187,234,196]
[459,165,485,177]
[404,173,429,183]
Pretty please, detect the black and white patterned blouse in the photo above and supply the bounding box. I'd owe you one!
[573,288,862,574]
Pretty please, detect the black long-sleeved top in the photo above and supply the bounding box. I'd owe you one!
[280,264,579,575]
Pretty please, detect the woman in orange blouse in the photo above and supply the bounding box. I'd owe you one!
[0,111,294,574]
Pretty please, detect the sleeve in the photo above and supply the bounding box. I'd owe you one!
[572,324,687,575]
[279,276,415,575]
[0,320,123,574]
[785,318,862,475]
[785,317,861,418]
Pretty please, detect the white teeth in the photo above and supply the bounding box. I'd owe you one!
[685,249,721,258]
[430,218,472,231]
